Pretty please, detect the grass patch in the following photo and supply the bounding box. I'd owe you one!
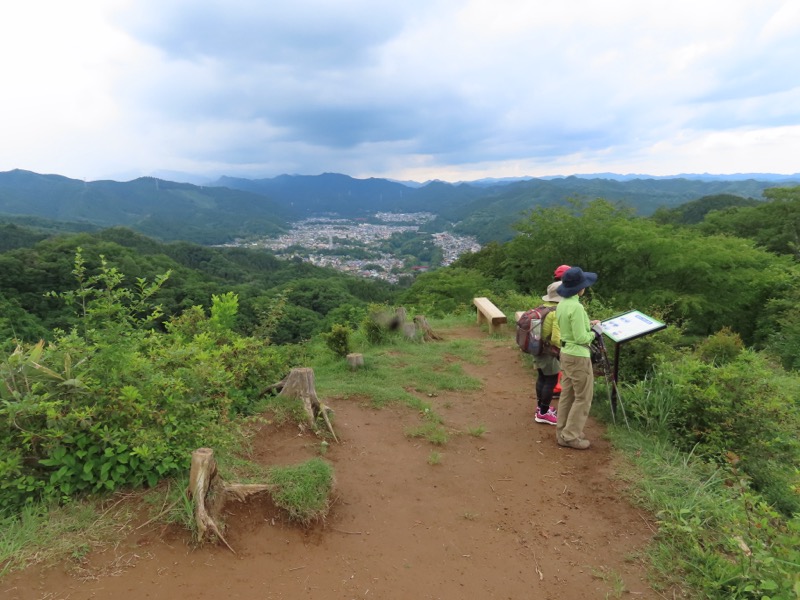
[406,422,450,445]
[309,317,483,415]
[0,497,134,577]
[466,424,487,437]
[427,451,442,465]
[251,393,309,426]
[591,566,626,599]
[267,458,335,526]
[140,477,198,538]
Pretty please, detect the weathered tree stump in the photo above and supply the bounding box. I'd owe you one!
[346,353,364,370]
[414,315,443,342]
[188,448,272,552]
[402,322,418,339]
[278,367,338,442]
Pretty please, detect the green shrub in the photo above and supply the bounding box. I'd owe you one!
[696,327,744,365]
[637,350,800,516]
[620,372,679,433]
[360,305,398,345]
[0,251,294,513]
[323,324,352,358]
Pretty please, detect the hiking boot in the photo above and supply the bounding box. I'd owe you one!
[558,437,590,449]
[534,410,557,425]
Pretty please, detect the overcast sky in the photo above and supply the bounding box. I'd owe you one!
[2,1,799,183]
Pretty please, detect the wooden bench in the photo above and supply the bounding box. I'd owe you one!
[473,297,507,334]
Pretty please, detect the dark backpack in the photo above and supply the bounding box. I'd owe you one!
[515,306,558,356]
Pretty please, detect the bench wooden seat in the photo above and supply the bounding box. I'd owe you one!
[473,297,507,334]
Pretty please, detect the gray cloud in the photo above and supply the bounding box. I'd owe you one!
[2,1,799,181]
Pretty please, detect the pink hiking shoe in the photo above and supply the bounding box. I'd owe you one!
[534,409,557,425]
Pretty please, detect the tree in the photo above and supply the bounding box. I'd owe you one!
[401,267,494,315]
[699,185,800,259]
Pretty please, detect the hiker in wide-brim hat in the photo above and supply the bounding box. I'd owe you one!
[554,266,600,450]
[556,266,597,298]
[533,281,564,426]
[541,281,565,303]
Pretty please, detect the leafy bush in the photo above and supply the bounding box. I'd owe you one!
[323,324,352,358]
[696,327,744,365]
[0,251,294,513]
[359,304,400,346]
[762,281,800,371]
[632,350,800,516]
[400,267,495,316]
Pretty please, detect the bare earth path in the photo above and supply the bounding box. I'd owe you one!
[4,324,660,600]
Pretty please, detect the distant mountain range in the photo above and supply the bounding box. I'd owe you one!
[2,169,799,244]
[457,172,800,186]
[0,169,289,244]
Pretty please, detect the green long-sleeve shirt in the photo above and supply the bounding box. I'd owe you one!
[555,295,593,358]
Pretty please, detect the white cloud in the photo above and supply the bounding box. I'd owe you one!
[1,0,798,181]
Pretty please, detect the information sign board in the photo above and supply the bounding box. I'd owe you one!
[600,310,666,344]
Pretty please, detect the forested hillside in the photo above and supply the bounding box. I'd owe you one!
[6,169,797,247]
[0,227,397,347]
[0,170,289,244]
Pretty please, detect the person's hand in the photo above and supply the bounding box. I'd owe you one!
[590,319,600,326]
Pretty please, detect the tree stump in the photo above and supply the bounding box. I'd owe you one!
[278,367,338,442]
[394,307,407,327]
[402,322,418,339]
[188,448,273,551]
[414,315,443,342]
[346,353,364,370]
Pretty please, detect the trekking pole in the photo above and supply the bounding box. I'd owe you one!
[592,325,630,430]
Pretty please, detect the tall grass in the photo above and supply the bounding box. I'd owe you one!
[597,373,800,599]
[0,499,134,576]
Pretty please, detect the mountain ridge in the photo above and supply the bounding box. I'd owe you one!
[3,168,800,244]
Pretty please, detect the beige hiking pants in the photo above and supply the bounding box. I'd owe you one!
[556,353,594,443]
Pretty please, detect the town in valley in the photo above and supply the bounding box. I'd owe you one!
[219,212,481,283]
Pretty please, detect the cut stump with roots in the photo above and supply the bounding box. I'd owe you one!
[277,367,338,442]
[414,315,443,342]
[188,447,272,552]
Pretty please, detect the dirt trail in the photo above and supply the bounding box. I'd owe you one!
[4,324,659,600]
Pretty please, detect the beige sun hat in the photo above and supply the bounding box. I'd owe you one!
[541,281,564,303]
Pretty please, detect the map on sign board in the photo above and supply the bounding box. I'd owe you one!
[600,310,666,344]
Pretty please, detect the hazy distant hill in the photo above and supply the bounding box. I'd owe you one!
[214,173,417,216]
[212,172,794,242]
[0,170,288,244]
[4,168,798,245]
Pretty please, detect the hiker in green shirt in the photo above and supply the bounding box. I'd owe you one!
[555,267,600,450]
